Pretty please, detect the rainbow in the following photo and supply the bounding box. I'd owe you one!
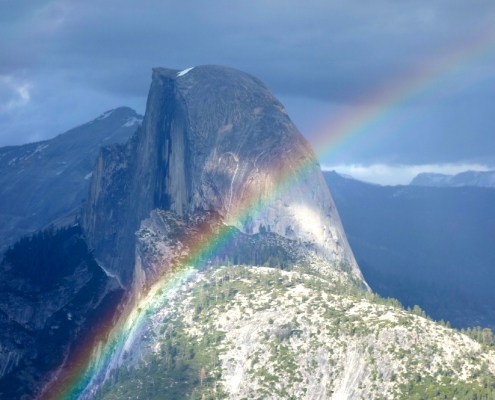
[310,20,495,165]
[41,22,495,400]
[41,156,318,400]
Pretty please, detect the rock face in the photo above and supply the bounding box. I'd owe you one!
[0,107,142,254]
[84,66,361,286]
[131,209,356,299]
[410,170,495,187]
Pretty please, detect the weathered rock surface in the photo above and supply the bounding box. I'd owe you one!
[84,66,361,287]
[0,107,142,254]
[130,209,359,306]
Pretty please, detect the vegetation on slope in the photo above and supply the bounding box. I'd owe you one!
[95,264,495,400]
[2,225,95,287]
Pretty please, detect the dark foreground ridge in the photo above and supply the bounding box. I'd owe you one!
[0,225,124,399]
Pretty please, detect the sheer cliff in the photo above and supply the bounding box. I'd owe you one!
[84,66,361,287]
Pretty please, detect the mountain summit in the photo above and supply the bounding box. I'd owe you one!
[84,65,362,286]
[410,170,495,187]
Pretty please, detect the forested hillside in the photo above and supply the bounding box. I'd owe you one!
[324,171,495,330]
[0,225,123,399]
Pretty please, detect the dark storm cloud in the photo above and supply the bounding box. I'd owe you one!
[1,0,495,169]
[24,0,484,100]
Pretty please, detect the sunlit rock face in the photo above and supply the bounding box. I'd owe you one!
[84,65,362,286]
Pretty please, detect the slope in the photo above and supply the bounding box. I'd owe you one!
[95,264,495,400]
[0,107,142,254]
[324,171,495,330]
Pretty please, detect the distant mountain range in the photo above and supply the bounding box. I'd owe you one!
[0,107,142,253]
[325,171,495,329]
[410,169,495,187]
[0,108,141,397]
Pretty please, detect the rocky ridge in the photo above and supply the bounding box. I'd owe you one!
[94,264,495,400]
[132,209,356,294]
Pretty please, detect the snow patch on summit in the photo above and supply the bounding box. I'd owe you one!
[177,67,194,77]
[123,117,143,127]
[25,144,49,160]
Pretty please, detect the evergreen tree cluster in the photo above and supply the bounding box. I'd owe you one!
[95,317,225,400]
[208,231,296,270]
[398,373,495,400]
[1,224,92,287]
[461,327,495,348]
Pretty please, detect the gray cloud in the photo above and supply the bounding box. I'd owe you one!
[0,0,495,168]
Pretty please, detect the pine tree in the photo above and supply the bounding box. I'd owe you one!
[199,367,206,385]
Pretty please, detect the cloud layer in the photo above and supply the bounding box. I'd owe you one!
[0,0,494,169]
[323,163,493,186]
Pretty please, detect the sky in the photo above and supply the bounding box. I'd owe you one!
[1,0,495,184]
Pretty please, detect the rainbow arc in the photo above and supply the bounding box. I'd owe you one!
[42,21,495,399]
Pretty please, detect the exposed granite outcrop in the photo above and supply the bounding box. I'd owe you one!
[84,66,363,287]
[94,265,495,400]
